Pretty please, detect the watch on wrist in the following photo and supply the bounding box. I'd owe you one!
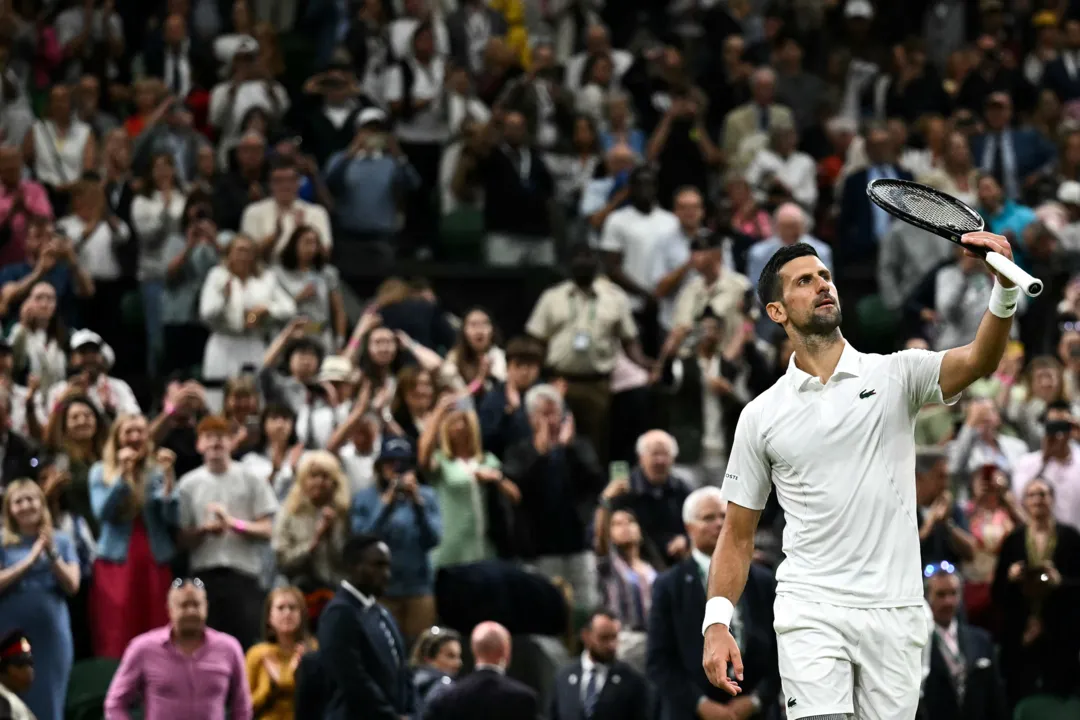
[45,546,59,562]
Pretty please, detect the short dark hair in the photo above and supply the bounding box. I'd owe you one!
[583,609,619,631]
[268,155,297,176]
[756,243,820,307]
[342,532,383,566]
[1043,399,1073,422]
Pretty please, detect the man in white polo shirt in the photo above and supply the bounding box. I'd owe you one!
[701,232,1019,720]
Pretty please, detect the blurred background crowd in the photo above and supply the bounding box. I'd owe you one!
[0,0,1079,718]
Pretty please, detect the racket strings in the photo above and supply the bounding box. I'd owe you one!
[871,181,982,232]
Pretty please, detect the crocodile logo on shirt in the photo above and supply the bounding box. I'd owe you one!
[859,389,877,399]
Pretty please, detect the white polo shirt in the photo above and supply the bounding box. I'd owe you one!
[721,343,957,609]
[598,205,679,313]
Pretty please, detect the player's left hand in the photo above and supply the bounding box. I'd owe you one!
[959,231,1015,288]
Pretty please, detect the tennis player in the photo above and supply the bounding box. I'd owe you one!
[701,231,1018,720]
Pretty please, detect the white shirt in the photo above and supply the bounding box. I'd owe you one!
[198,266,297,336]
[57,214,128,281]
[579,651,608,700]
[722,344,957,608]
[388,17,450,61]
[46,374,141,419]
[384,56,451,144]
[744,148,818,210]
[599,205,680,312]
[239,198,334,258]
[31,120,91,187]
[341,579,376,608]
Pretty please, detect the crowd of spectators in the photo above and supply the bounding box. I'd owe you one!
[0,0,1079,718]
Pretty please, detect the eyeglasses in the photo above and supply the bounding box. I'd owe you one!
[171,577,205,590]
[924,561,957,579]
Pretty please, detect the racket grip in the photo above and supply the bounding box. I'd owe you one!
[984,252,1043,298]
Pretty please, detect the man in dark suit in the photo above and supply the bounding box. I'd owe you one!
[317,533,416,720]
[969,93,1054,202]
[919,568,1007,720]
[647,487,780,720]
[837,123,914,277]
[1041,19,1080,104]
[446,0,508,75]
[422,621,538,720]
[141,14,211,101]
[550,610,650,720]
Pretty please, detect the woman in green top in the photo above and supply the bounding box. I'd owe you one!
[418,397,520,568]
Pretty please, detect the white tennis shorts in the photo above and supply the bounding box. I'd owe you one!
[773,595,928,720]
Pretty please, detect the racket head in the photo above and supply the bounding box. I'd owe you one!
[866,178,985,247]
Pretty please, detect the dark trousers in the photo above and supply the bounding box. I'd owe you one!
[200,567,265,650]
[563,376,612,467]
[82,277,140,379]
[399,141,442,253]
[162,323,209,379]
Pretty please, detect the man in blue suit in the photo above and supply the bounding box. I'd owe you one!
[837,122,914,268]
[647,487,780,720]
[969,93,1054,202]
[318,533,416,720]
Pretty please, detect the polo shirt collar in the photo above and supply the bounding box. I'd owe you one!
[787,341,861,392]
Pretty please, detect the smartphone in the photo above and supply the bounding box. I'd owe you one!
[53,455,70,474]
[609,461,630,483]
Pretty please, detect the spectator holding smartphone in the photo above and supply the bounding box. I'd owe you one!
[350,437,440,642]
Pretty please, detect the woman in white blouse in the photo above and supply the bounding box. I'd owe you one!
[272,226,345,352]
[198,233,296,383]
[130,153,187,377]
[8,281,67,400]
[744,121,817,211]
[22,85,95,216]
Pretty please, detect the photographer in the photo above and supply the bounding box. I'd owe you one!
[992,476,1080,710]
[350,437,441,643]
[1011,401,1080,530]
[299,62,375,168]
[324,109,420,270]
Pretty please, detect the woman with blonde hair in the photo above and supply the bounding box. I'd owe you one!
[352,436,441,641]
[245,586,316,720]
[418,396,517,569]
[272,451,349,599]
[88,414,179,658]
[0,479,80,720]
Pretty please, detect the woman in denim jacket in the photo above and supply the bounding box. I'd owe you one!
[88,414,179,658]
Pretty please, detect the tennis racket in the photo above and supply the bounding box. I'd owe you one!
[866,178,1043,297]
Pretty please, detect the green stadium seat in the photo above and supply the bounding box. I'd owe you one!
[855,294,899,349]
[439,208,485,263]
[1013,693,1080,720]
[120,291,144,330]
[65,657,122,720]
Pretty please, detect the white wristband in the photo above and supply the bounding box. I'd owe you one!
[988,279,1020,319]
[701,596,735,636]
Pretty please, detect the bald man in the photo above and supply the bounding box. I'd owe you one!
[422,622,538,720]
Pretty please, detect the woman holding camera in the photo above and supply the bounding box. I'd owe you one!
[991,477,1080,709]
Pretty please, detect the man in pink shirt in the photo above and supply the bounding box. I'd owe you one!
[104,578,252,720]
[0,147,52,266]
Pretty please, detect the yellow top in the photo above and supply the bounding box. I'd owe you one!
[244,640,317,720]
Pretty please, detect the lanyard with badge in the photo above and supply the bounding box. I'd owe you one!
[570,292,597,353]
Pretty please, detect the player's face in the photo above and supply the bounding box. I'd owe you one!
[769,256,841,337]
